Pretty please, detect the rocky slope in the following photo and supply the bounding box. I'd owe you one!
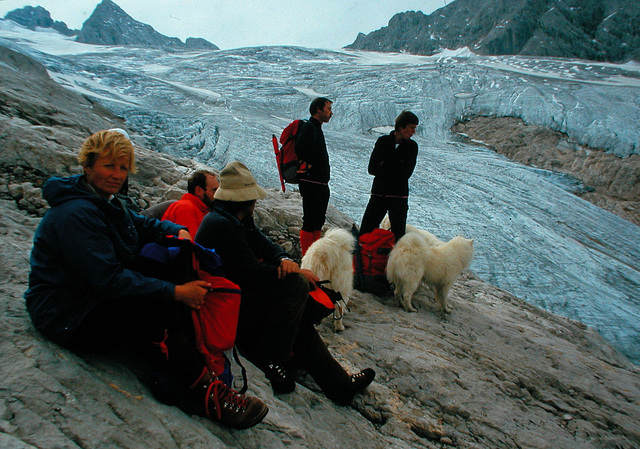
[1,44,640,448]
[452,116,640,226]
[346,0,640,63]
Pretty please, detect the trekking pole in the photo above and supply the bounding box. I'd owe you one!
[272,135,286,192]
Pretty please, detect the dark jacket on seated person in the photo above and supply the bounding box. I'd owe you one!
[196,205,288,288]
[25,174,184,345]
[195,160,374,405]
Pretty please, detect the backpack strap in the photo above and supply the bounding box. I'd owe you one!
[231,347,248,394]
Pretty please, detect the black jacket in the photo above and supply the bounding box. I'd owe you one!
[295,117,330,183]
[368,131,418,196]
[195,205,289,290]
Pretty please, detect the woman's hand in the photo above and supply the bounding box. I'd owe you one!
[175,280,211,310]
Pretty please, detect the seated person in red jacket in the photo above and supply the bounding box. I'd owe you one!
[162,170,218,236]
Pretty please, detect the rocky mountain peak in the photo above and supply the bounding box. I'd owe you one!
[4,5,76,36]
[4,1,218,50]
[74,0,218,50]
[346,0,640,63]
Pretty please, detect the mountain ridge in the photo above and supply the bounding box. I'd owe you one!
[346,0,640,63]
[4,5,76,36]
[3,0,218,50]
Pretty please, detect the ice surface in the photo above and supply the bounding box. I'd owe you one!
[1,23,639,363]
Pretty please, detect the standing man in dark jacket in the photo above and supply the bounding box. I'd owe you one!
[360,110,419,241]
[295,97,333,255]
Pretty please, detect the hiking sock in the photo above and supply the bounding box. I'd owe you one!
[300,230,314,255]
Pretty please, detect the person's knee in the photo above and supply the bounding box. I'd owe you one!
[282,273,310,299]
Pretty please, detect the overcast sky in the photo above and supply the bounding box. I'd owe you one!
[0,0,449,49]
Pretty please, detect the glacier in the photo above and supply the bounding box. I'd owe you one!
[1,22,640,363]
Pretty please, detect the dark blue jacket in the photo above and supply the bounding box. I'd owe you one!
[25,174,186,344]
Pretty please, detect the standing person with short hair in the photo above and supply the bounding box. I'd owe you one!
[359,110,420,241]
[295,97,333,255]
[162,170,218,236]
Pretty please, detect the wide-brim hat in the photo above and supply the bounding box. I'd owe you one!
[214,161,267,202]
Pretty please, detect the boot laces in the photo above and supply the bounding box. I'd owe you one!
[205,379,249,419]
[268,362,288,377]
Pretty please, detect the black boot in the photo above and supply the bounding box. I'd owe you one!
[294,323,375,405]
[328,368,376,406]
[238,350,297,395]
[262,360,296,394]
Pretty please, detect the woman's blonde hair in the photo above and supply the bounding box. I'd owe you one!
[77,129,137,173]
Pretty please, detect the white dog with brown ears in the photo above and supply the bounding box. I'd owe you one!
[301,227,355,331]
[383,218,474,313]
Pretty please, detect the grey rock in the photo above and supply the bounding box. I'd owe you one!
[186,37,219,51]
[0,43,122,174]
[346,0,640,63]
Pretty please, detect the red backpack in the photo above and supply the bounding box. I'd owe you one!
[272,119,310,191]
[353,227,395,294]
[191,268,241,381]
[307,282,345,325]
[359,228,395,276]
[135,237,245,391]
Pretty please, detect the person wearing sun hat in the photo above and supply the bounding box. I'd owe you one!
[211,160,267,201]
[196,161,375,404]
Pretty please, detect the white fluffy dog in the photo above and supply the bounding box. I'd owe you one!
[386,228,474,313]
[301,228,355,331]
[381,215,442,247]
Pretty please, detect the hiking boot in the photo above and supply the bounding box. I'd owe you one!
[263,361,296,394]
[351,368,375,391]
[329,368,376,406]
[204,379,268,429]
